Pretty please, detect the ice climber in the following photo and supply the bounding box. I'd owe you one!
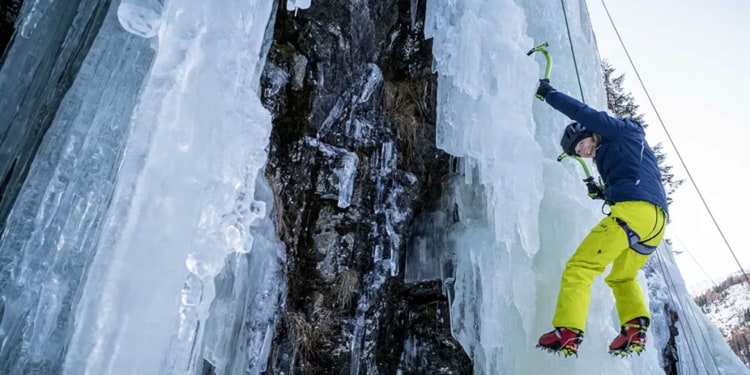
[534,78,669,357]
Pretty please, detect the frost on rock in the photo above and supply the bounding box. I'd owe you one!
[305,136,359,209]
[316,64,384,149]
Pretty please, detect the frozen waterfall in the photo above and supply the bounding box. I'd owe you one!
[0,0,747,374]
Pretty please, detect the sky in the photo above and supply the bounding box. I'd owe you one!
[582,0,750,293]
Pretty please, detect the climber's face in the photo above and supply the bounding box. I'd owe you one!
[575,137,597,158]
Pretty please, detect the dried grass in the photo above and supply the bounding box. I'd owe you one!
[287,311,320,359]
[332,268,360,310]
[264,168,289,239]
[384,79,430,160]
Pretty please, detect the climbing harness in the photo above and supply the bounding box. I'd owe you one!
[615,215,663,256]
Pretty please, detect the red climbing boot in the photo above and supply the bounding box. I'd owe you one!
[609,317,649,357]
[537,327,584,357]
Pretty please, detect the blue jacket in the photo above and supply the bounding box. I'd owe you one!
[546,90,669,216]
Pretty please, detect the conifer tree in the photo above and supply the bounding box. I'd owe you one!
[601,60,685,205]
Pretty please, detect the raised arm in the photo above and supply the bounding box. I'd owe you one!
[537,80,627,138]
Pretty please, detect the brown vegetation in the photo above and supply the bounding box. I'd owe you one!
[383,79,431,163]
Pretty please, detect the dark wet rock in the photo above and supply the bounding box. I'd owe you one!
[0,0,23,55]
[381,280,471,374]
[661,304,680,375]
[261,0,469,373]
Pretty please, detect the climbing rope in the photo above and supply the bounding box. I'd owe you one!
[559,0,586,102]
[598,0,750,286]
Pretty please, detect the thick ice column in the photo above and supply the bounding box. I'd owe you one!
[0,4,155,374]
[63,0,278,374]
[425,0,543,368]
[0,0,109,234]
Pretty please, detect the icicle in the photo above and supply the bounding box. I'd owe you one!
[410,0,418,30]
[357,64,383,104]
[336,152,359,208]
[117,0,166,38]
[305,136,360,209]
[286,0,312,12]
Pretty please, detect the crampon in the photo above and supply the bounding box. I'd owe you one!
[537,327,583,357]
[608,317,649,357]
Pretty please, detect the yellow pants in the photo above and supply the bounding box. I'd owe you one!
[552,201,666,332]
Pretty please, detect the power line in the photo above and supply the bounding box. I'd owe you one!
[598,0,750,286]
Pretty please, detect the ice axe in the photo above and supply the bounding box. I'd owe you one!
[528,42,603,197]
[527,42,552,100]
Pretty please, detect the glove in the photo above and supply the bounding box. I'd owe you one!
[535,79,554,101]
[583,177,605,200]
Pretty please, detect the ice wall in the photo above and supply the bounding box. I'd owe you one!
[0,0,282,373]
[646,246,750,374]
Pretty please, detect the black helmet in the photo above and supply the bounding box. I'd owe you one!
[560,122,593,156]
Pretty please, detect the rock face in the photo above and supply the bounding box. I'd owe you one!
[261,0,471,373]
[0,0,23,54]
